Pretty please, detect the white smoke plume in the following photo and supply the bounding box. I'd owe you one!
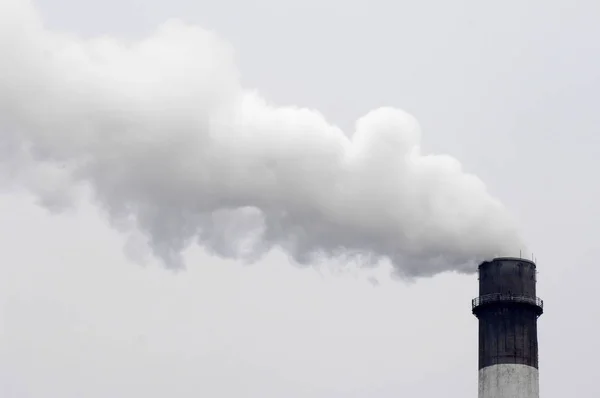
[0,0,525,277]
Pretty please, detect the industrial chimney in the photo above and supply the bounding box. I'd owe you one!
[472,257,543,398]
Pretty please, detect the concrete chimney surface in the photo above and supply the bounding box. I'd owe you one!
[473,257,543,398]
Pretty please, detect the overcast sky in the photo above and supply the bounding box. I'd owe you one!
[1,0,600,397]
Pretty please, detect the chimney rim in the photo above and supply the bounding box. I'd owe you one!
[479,256,536,268]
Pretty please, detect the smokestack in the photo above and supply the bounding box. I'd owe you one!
[472,257,543,398]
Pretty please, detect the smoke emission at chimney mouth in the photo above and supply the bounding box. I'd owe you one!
[0,0,526,277]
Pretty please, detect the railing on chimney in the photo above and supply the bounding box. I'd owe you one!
[472,293,543,314]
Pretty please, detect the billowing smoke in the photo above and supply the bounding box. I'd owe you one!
[0,0,525,277]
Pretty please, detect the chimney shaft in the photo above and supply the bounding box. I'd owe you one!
[472,257,543,398]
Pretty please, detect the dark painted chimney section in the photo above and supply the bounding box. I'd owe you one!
[472,257,543,398]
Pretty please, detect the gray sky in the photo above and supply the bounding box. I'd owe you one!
[1,0,599,397]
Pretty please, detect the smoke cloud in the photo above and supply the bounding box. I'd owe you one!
[0,0,525,277]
